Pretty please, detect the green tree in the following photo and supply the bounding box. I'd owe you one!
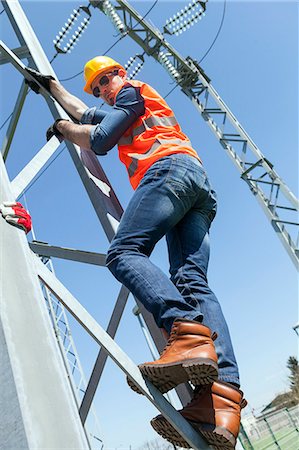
[262,356,299,412]
[287,356,299,402]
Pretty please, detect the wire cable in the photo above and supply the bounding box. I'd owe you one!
[0,9,5,15]
[0,112,13,131]
[59,34,124,82]
[164,83,179,100]
[59,0,159,82]
[19,145,66,196]
[198,0,226,64]
[0,88,31,134]
[163,0,226,100]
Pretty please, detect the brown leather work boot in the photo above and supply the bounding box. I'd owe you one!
[127,318,218,394]
[151,381,247,449]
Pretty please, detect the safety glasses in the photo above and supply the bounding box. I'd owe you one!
[92,69,119,98]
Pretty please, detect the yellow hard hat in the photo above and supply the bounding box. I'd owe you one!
[83,56,125,94]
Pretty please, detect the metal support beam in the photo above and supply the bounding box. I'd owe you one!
[11,136,61,198]
[29,241,107,266]
[0,155,91,449]
[0,44,30,65]
[35,257,211,450]
[79,285,130,423]
[1,79,28,161]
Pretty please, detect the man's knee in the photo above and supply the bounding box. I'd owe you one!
[106,242,137,272]
[105,243,119,271]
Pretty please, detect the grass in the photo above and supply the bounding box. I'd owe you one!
[239,427,299,450]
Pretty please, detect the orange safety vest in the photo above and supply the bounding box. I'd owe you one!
[117,80,201,189]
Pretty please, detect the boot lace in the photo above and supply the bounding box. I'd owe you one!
[159,327,178,357]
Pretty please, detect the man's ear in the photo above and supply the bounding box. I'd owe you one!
[118,68,127,79]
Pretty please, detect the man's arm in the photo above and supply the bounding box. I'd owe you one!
[25,68,88,122]
[54,121,93,149]
[85,84,145,154]
[53,84,145,154]
[49,79,88,122]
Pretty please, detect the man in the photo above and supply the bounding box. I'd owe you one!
[2,56,246,448]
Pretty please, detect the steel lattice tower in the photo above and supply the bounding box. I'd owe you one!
[0,1,297,449]
[0,1,211,449]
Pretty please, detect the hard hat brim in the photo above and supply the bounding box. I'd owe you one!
[83,63,125,94]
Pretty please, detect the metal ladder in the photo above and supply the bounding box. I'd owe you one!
[0,1,211,448]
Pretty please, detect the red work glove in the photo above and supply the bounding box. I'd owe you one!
[0,202,32,234]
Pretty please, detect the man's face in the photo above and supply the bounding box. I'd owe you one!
[91,70,125,106]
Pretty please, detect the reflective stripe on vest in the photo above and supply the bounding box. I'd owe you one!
[118,115,178,146]
[127,138,192,177]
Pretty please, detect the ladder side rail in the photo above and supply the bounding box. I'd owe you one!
[35,256,212,450]
[0,154,91,449]
[1,79,28,161]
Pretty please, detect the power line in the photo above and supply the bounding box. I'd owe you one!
[163,0,227,100]
[0,0,224,129]
[19,145,66,196]
[0,112,13,131]
[60,0,159,83]
[59,34,124,82]
[199,0,227,64]
[0,88,31,134]
[164,83,179,100]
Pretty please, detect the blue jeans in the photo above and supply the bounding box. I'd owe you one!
[106,154,240,386]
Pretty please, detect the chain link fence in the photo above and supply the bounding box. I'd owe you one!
[239,405,299,450]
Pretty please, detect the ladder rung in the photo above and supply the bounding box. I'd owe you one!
[249,179,279,186]
[274,205,298,212]
[272,219,299,226]
[221,136,246,143]
[203,108,225,114]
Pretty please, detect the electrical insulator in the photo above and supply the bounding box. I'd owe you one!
[53,5,91,55]
[157,52,181,82]
[124,54,145,79]
[101,0,126,35]
[163,0,207,36]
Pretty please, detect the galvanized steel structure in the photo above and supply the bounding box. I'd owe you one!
[0,0,298,449]
[92,0,299,269]
[0,0,210,449]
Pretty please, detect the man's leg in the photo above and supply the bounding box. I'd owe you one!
[166,209,240,387]
[106,155,203,332]
[151,168,244,449]
[106,155,218,391]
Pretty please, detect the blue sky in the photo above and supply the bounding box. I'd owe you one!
[1,1,298,448]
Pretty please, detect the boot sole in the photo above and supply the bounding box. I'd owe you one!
[127,358,218,395]
[151,415,236,449]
